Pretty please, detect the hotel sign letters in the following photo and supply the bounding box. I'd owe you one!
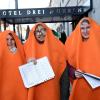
[0,7,85,18]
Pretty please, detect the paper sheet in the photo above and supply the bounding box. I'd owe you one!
[83,74,100,89]
[77,71,100,89]
[19,57,55,88]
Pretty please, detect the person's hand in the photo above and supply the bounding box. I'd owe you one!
[32,58,37,65]
[75,69,83,78]
[27,58,37,65]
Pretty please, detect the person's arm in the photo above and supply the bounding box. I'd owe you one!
[60,66,70,100]
[67,63,76,79]
[67,62,83,79]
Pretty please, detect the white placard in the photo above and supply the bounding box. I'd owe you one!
[83,73,100,89]
[19,57,55,88]
[77,71,100,89]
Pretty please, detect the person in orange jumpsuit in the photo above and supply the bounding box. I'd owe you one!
[0,30,28,100]
[65,17,100,100]
[24,22,70,100]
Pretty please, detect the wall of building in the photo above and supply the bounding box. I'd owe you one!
[49,0,100,36]
[64,0,100,24]
[49,0,73,36]
[89,0,100,24]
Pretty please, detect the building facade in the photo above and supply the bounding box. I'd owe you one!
[49,0,100,36]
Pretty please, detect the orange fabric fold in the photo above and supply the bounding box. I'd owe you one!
[24,22,67,100]
[65,17,100,100]
[0,30,28,100]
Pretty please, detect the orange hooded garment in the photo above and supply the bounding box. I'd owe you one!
[24,22,67,100]
[0,30,28,100]
[65,17,100,100]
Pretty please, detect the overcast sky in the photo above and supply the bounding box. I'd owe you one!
[0,0,50,9]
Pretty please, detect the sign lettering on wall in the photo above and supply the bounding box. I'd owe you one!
[0,6,89,18]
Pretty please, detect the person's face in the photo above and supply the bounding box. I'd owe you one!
[34,25,46,43]
[80,21,90,39]
[6,34,15,47]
